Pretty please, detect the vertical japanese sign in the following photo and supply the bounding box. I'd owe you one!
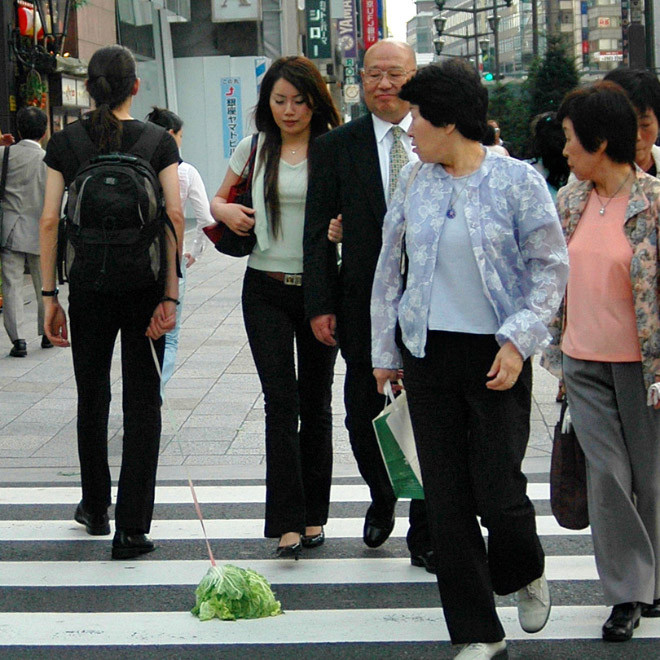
[337,0,358,60]
[307,0,331,59]
[362,0,378,50]
[221,77,244,158]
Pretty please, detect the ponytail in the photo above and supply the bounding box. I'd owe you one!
[86,46,137,153]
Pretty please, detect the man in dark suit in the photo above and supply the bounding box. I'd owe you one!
[303,39,433,571]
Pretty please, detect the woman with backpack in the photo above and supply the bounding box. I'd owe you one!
[210,56,340,559]
[145,107,215,393]
[39,45,184,559]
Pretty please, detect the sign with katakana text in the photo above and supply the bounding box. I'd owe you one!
[221,77,244,158]
[307,0,331,59]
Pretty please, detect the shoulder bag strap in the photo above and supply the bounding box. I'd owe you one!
[0,146,10,202]
[240,133,259,182]
[400,161,423,282]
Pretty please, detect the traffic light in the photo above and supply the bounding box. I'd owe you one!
[483,72,494,81]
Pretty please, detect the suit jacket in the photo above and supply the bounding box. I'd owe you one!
[304,113,387,364]
[0,140,46,254]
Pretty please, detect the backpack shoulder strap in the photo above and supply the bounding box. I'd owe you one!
[65,120,98,171]
[129,122,167,163]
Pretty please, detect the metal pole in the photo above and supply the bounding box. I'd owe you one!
[473,0,479,74]
[532,0,538,56]
[492,6,500,79]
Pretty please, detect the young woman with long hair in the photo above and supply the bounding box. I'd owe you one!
[39,45,184,559]
[211,56,341,558]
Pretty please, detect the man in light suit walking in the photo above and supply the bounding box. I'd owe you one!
[303,39,433,570]
[0,107,49,357]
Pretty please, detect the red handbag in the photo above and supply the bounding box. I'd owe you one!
[204,134,258,257]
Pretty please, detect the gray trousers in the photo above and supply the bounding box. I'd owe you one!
[0,248,44,343]
[563,355,660,605]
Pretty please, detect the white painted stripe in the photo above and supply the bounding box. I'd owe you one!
[0,515,588,541]
[1,606,659,646]
[0,555,598,587]
[0,482,551,505]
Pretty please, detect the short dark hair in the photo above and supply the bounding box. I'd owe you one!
[398,59,488,141]
[604,68,660,122]
[557,81,637,165]
[145,107,183,133]
[530,112,569,190]
[16,107,47,140]
[482,123,497,146]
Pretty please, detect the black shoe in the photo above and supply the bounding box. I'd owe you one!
[642,598,660,617]
[602,602,641,642]
[41,335,53,349]
[112,531,155,559]
[275,539,302,560]
[74,501,110,536]
[301,527,325,549]
[410,549,437,574]
[9,339,26,357]
[363,504,395,548]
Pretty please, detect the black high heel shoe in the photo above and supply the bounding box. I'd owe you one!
[301,527,325,549]
[276,537,302,560]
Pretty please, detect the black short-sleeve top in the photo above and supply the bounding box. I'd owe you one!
[44,116,179,187]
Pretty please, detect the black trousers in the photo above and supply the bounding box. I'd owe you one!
[402,331,544,644]
[242,268,337,538]
[344,360,431,554]
[69,285,164,534]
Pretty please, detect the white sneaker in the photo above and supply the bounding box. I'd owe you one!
[454,641,508,659]
[516,573,551,633]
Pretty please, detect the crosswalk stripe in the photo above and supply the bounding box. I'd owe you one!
[0,555,599,587]
[0,515,589,541]
[0,482,551,505]
[0,606,658,646]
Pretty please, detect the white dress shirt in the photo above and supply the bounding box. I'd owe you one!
[178,161,215,260]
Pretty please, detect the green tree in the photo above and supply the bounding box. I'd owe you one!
[488,82,530,158]
[527,34,580,118]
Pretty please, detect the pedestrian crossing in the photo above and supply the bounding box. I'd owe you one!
[1,477,659,659]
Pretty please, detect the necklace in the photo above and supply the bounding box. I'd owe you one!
[446,178,471,218]
[285,143,306,156]
[594,171,632,216]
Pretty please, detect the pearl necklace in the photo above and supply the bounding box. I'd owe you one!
[594,171,632,216]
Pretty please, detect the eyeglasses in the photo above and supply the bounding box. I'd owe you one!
[361,68,415,85]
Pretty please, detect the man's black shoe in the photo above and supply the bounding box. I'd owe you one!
[112,531,155,559]
[363,504,395,548]
[602,602,641,642]
[411,549,437,574]
[642,598,660,617]
[9,339,27,357]
[74,501,110,536]
[41,335,53,349]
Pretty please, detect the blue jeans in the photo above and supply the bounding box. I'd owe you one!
[161,260,186,397]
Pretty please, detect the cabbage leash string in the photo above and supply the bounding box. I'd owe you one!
[149,337,217,567]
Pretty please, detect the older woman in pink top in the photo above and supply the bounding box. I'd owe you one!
[542,81,660,643]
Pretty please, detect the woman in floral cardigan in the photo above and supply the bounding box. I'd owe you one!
[542,81,660,643]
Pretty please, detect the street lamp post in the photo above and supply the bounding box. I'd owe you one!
[434,0,512,80]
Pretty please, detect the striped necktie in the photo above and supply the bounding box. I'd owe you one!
[388,125,408,202]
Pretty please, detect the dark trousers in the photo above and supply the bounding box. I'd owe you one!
[402,331,544,644]
[69,285,164,534]
[242,268,337,538]
[344,360,431,554]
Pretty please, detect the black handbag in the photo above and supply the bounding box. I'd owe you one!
[204,134,258,257]
[550,400,589,530]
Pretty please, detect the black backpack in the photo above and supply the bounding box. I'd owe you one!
[58,120,174,293]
